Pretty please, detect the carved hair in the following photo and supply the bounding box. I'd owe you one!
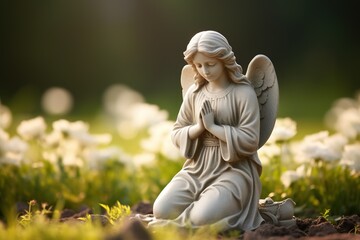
[183,30,248,88]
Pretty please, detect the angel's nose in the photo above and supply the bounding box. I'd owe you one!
[203,66,210,75]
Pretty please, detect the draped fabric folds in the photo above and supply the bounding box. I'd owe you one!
[151,82,264,231]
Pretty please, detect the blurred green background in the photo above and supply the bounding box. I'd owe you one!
[1,0,359,132]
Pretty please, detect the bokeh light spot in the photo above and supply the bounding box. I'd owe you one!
[41,87,73,115]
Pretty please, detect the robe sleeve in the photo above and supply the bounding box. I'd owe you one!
[171,86,199,159]
[220,85,260,162]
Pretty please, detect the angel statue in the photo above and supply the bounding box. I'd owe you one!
[137,30,295,232]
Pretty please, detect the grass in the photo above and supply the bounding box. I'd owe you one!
[1,88,360,239]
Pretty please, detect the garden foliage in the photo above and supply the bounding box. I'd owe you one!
[0,85,359,223]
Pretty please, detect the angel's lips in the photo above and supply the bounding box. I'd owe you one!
[204,75,214,81]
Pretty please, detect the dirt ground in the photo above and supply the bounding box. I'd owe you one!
[120,202,360,239]
[244,216,360,240]
[17,201,360,240]
[96,203,360,240]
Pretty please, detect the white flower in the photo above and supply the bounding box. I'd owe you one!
[294,164,309,177]
[334,108,360,139]
[84,147,132,169]
[43,137,83,166]
[52,119,111,146]
[129,103,168,128]
[302,131,329,142]
[280,165,307,188]
[325,97,358,130]
[58,139,83,167]
[116,121,138,139]
[339,143,360,173]
[62,153,83,167]
[268,118,297,143]
[117,103,169,137]
[17,116,47,140]
[0,128,9,141]
[0,136,28,166]
[325,96,360,139]
[258,143,281,165]
[281,170,300,188]
[133,152,156,168]
[0,153,23,166]
[324,133,348,152]
[42,151,58,164]
[92,134,112,145]
[1,136,28,153]
[294,131,347,163]
[71,132,112,146]
[103,84,144,118]
[43,131,63,147]
[141,121,171,151]
[0,103,12,129]
[141,121,181,161]
[161,139,181,161]
[41,119,115,168]
[53,119,89,135]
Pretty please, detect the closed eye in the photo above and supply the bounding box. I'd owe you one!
[195,62,215,68]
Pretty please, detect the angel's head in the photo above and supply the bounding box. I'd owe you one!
[183,30,247,87]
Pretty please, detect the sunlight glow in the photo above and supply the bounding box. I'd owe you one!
[41,87,73,115]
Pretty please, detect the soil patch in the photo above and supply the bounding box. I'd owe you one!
[16,201,360,239]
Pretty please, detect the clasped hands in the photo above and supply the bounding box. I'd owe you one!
[199,100,215,132]
[189,100,226,142]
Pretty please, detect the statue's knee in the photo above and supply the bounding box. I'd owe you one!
[154,198,185,219]
[153,198,175,219]
[153,198,167,219]
[189,210,211,226]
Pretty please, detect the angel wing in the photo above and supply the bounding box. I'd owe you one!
[246,54,279,148]
[179,54,278,149]
[180,65,195,98]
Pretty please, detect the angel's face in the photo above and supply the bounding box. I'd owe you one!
[193,52,227,84]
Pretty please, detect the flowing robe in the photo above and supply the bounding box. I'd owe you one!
[151,82,264,231]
